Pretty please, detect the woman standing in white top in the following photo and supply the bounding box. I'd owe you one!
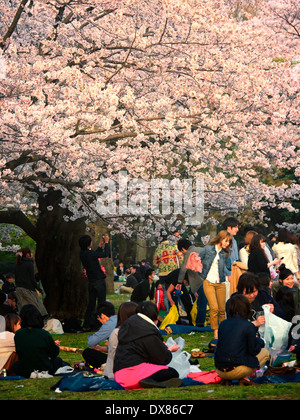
[272,229,300,280]
[239,231,257,266]
[199,231,232,339]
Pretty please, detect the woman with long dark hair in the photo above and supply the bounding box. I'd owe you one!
[15,248,47,317]
[248,234,280,276]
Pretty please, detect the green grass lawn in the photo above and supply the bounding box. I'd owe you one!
[1,293,299,401]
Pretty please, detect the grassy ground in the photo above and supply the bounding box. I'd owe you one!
[1,293,299,401]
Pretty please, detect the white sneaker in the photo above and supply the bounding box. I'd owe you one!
[37,371,53,378]
[30,370,39,378]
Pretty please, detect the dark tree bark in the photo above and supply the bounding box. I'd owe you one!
[34,188,88,319]
[0,188,89,319]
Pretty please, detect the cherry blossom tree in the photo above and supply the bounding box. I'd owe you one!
[0,0,299,317]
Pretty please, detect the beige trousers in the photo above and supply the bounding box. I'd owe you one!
[215,348,270,381]
[203,280,226,331]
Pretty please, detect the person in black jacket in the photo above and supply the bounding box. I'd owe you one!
[79,234,110,331]
[130,268,156,304]
[226,272,284,328]
[15,248,48,318]
[248,234,280,275]
[1,273,16,294]
[114,301,181,389]
[215,294,269,385]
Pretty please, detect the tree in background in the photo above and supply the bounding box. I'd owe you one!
[0,0,299,317]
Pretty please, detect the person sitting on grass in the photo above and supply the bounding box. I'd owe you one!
[13,304,67,378]
[0,313,21,375]
[82,301,117,369]
[113,301,181,389]
[130,268,156,304]
[226,272,284,328]
[103,301,138,379]
[215,294,270,386]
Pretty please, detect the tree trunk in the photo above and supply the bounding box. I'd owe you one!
[34,189,88,319]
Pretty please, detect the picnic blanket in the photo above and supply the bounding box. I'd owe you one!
[52,370,221,392]
[52,372,125,392]
[252,372,300,384]
[160,324,212,335]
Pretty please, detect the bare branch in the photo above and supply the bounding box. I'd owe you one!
[0,0,29,49]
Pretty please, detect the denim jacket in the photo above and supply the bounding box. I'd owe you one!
[199,245,232,283]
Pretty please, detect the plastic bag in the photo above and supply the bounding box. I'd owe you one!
[260,304,292,354]
[44,318,64,335]
[166,336,191,379]
[168,350,191,379]
[166,336,186,352]
[159,305,179,330]
[190,299,198,326]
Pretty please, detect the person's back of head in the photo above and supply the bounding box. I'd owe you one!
[275,286,295,309]
[177,239,192,252]
[145,268,155,280]
[117,301,138,327]
[244,230,257,245]
[277,228,290,244]
[227,294,251,320]
[137,301,158,322]
[237,272,260,295]
[79,235,92,250]
[223,217,239,230]
[257,272,271,291]
[97,301,115,318]
[20,304,44,329]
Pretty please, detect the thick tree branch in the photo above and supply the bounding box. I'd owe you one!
[0,209,37,241]
[0,0,29,49]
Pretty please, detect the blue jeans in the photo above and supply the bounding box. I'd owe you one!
[195,285,207,327]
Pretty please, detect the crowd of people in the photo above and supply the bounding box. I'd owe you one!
[0,218,300,388]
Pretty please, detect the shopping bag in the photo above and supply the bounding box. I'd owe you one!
[159,305,179,330]
[165,336,186,352]
[168,350,191,379]
[166,336,191,379]
[260,304,292,354]
[190,299,198,326]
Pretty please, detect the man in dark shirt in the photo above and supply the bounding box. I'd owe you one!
[131,268,156,304]
[120,269,138,294]
[79,233,111,331]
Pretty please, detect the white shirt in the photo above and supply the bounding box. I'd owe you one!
[206,246,221,284]
[273,242,298,274]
